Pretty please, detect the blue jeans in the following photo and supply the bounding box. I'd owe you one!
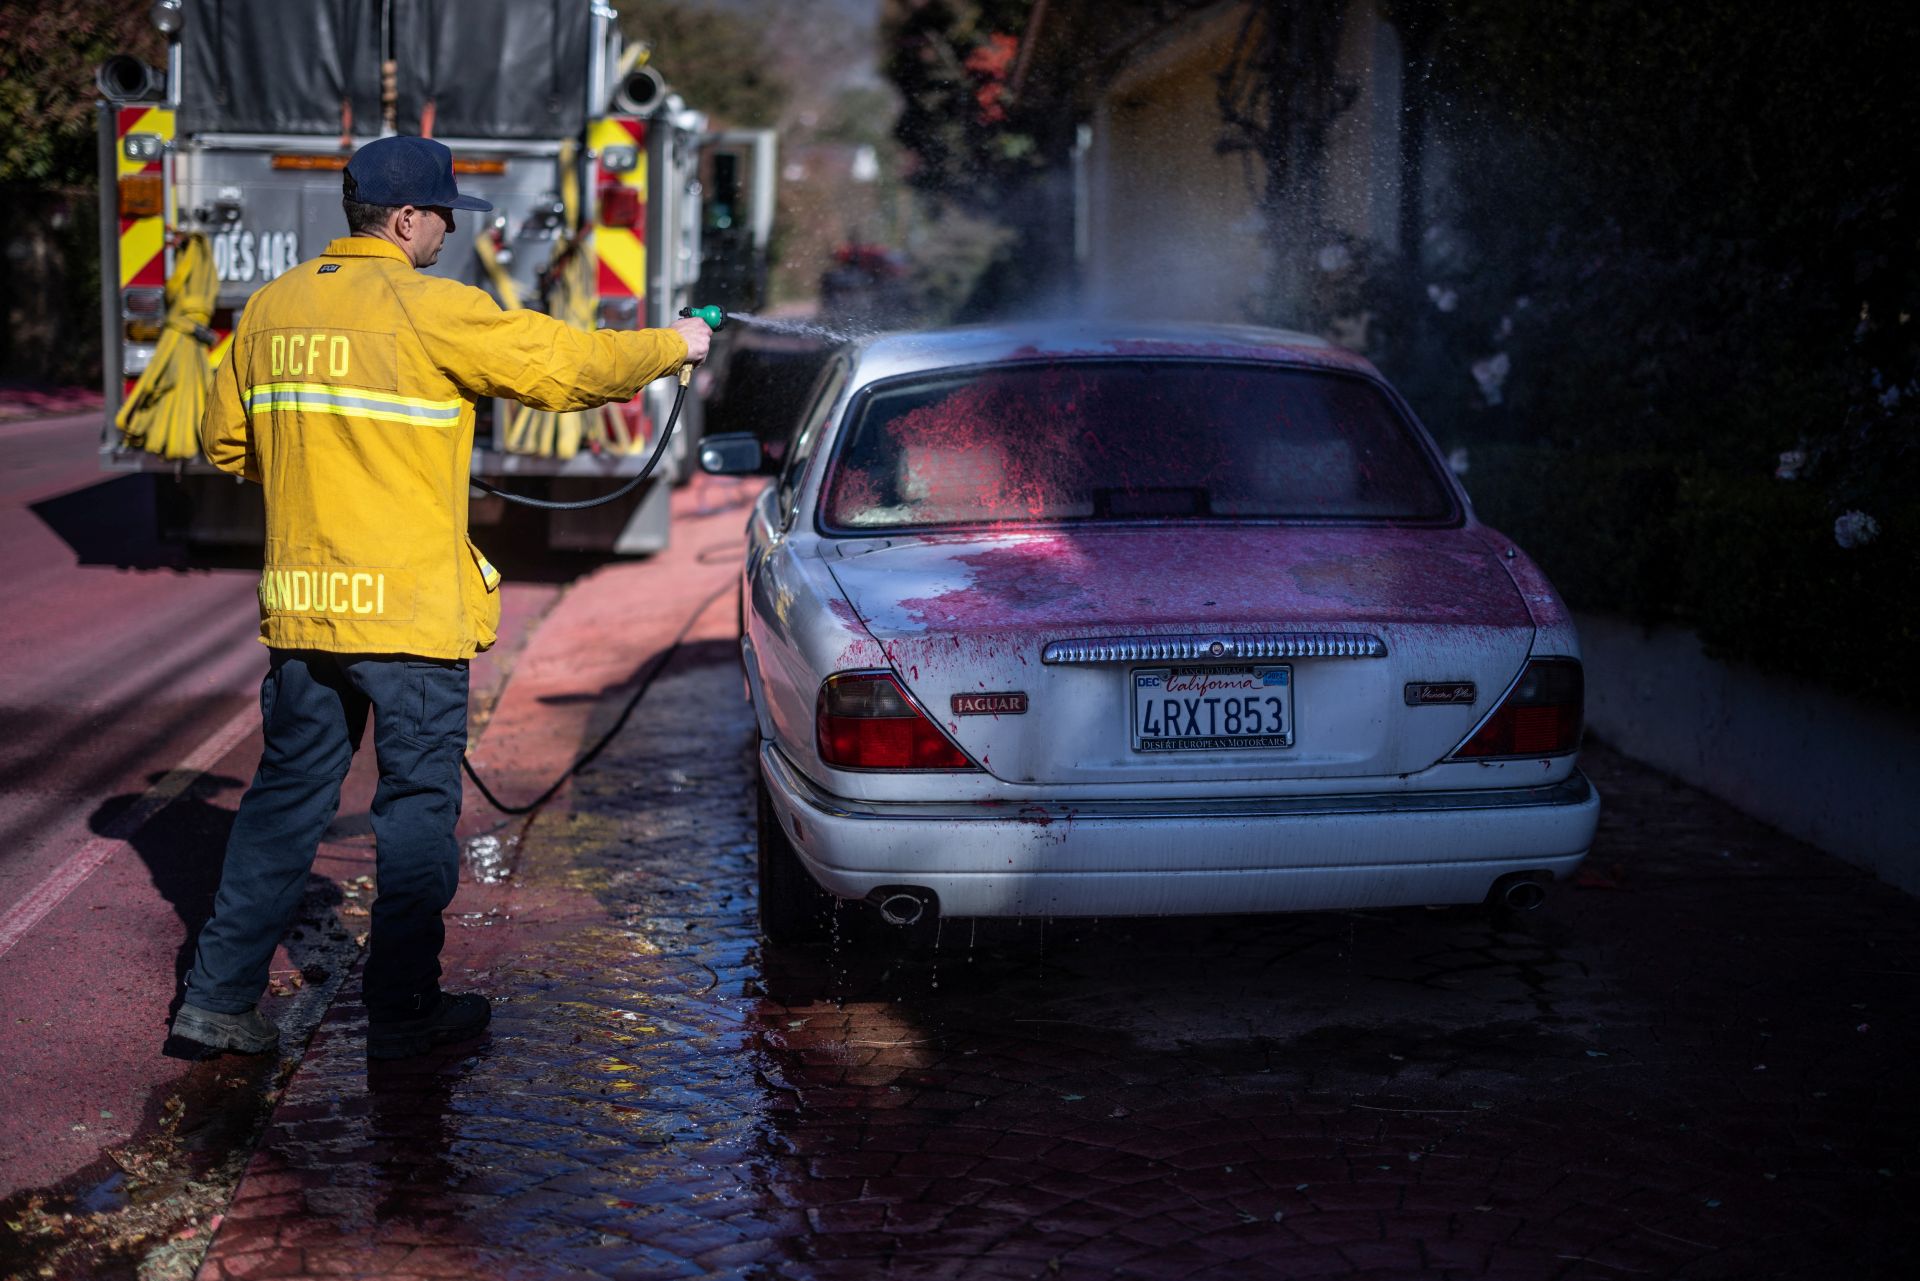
[185,651,468,1023]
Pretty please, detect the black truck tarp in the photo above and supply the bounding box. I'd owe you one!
[177,0,591,140]
[178,0,384,137]
[393,0,590,140]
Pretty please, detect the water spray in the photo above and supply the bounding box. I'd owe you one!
[686,304,864,343]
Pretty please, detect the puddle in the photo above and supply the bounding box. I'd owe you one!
[463,832,519,884]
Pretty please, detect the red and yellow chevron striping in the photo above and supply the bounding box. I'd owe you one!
[588,117,648,305]
[116,105,173,291]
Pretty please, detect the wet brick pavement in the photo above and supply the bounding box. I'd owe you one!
[199,639,1919,1279]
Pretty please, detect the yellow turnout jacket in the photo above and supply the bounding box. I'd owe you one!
[202,235,687,658]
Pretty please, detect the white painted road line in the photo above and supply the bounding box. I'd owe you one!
[0,703,259,963]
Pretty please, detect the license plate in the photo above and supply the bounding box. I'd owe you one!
[1131,666,1293,752]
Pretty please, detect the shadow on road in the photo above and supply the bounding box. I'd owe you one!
[30,474,191,570]
[87,771,244,1018]
[87,771,347,1048]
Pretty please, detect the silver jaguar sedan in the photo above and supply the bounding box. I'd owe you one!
[700,322,1598,946]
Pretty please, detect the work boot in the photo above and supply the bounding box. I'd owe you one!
[171,1003,280,1055]
[366,992,491,1060]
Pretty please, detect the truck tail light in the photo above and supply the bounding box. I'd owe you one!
[817,672,976,771]
[119,174,163,218]
[123,286,166,341]
[598,184,641,228]
[1450,658,1584,759]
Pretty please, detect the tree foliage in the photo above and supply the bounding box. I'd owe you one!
[880,0,1193,315]
[612,0,791,129]
[883,0,1038,206]
[0,0,164,186]
[1371,0,1920,708]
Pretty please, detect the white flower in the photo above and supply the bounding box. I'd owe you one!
[1774,450,1805,480]
[1833,510,1880,549]
[1879,385,1902,409]
[1470,352,1511,406]
[1447,447,1470,476]
[1426,283,1458,313]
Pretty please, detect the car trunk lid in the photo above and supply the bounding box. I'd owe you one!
[827,527,1536,785]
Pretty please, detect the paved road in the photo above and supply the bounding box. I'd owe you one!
[0,414,559,1198]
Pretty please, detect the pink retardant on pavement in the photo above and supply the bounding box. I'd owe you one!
[0,384,102,424]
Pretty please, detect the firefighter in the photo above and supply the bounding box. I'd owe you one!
[170,135,711,1061]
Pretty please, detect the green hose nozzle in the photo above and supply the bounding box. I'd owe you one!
[678,304,728,330]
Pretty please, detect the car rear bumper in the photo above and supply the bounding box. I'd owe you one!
[760,744,1600,917]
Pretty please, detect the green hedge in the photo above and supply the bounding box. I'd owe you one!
[1465,445,1920,714]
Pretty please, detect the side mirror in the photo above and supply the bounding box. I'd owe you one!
[699,432,778,476]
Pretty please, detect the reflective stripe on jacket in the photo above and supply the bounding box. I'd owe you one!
[202,236,688,658]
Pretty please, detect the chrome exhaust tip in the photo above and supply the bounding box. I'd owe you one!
[1491,873,1550,911]
[873,889,934,927]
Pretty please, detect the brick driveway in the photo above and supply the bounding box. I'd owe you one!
[199,638,1919,1279]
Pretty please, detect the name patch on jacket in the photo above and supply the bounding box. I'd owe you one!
[260,567,413,620]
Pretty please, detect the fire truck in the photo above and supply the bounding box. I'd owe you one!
[97,0,774,553]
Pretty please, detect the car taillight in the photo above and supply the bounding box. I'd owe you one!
[1450,658,1584,759]
[598,184,641,227]
[817,672,976,771]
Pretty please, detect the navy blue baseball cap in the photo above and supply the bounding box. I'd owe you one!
[344,136,492,212]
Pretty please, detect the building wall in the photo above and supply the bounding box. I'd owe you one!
[1322,0,1403,253]
[1081,0,1404,322]
[1578,613,1920,896]
[1084,5,1266,320]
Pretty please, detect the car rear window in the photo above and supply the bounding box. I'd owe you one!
[821,360,1455,530]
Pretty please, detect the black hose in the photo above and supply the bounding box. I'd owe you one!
[459,579,732,815]
[469,377,687,511]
